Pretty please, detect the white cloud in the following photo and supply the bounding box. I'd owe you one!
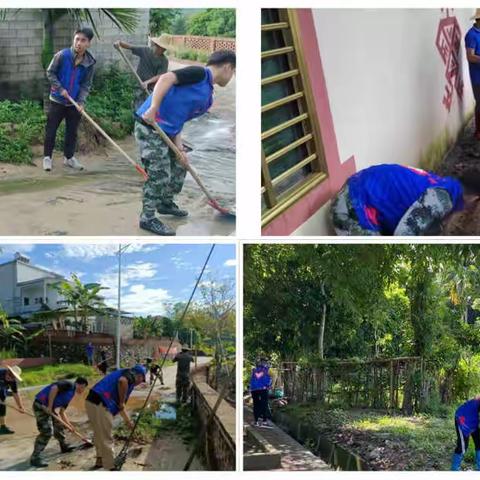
[96,262,159,302]
[223,259,237,267]
[0,244,36,256]
[60,243,161,261]
[105,284,171,316]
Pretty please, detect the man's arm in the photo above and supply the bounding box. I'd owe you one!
[47,385,59,413]
[46,52,69,99]
[466,47,480,64]
[11,392,25,413]
[142,71,177,124]
[57,407,75,431]
[117,377,134,429]
[77,65,95,106]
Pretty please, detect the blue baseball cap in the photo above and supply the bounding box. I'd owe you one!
[132,365,147,379]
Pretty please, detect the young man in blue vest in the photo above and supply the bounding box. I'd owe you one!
[135,50,236,235]
[331,164,478,236]
[30,376,88,467]
[43,27,96,172]
[85,365,146,470]
[451,396,480,470]
[465,10,480,140]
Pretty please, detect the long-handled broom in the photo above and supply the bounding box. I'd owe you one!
[64,92,148,181]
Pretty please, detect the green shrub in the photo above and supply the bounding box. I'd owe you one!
[0,100,45,164]
[87,64,137,139]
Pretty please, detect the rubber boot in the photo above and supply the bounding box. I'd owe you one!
[475,450,480,471]
[451,452,463,471]
[139,218,176,236]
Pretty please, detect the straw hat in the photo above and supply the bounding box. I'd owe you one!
[149,35,169,50]
[471,9,480,20]
[6,365,22,382]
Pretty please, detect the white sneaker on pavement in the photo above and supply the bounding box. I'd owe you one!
[64,156,84,170]
[43,156,52,171]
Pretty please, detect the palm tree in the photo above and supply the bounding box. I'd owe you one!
[54,273,108,332]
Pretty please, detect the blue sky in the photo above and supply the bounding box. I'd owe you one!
[0,243,236,316]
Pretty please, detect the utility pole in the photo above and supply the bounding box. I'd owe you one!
[116,243,131,369]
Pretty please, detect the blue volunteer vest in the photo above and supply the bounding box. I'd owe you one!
[136,67,214,136]
[91,369,135,416]
[456,398,480,436]
[250,366,271,391]
[50,48,92,105]
[347,164,463,234]
[35,383,75,409]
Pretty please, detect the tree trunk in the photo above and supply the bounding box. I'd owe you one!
[318,283,326,359]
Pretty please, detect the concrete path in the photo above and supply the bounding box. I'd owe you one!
[0,358,210,471]
[244,407,331,471]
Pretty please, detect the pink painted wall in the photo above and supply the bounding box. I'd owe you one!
[262,9,356,236]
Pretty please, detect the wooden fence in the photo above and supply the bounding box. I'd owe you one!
[280,356,424,412]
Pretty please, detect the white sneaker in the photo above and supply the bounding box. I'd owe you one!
[64,156,84,170]
[43,156,52,171]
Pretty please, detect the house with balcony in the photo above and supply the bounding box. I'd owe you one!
[0,253,67,318]
[0,253,134,339]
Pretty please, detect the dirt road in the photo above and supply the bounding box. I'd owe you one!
[0,358,210,471]
[0,60,235,236]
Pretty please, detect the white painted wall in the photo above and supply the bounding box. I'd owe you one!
[293,8,476,236]
[16,262,55,283]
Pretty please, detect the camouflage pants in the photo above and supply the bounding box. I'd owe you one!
[176,376,190,403]
[332,184,453,236]
[134,121,187,220]
[331,184,380,236]
[31,401,67,460]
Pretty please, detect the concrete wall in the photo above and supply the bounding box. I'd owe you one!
[264,8,477,235]
[30,335,181,364]
[0,8,150,100]
[0,357,55,368]
[191,365,236,471]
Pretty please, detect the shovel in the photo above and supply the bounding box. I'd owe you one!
[64,92,148,181]
[114,45,235,216]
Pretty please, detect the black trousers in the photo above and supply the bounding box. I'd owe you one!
[44,101,82,159]
[455,419,480,454]
[252,389,271,422]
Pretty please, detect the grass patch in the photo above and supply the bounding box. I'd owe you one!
[21,363,99,387]
[281,403,467,470]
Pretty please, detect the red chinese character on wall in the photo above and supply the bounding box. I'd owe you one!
[436,9,464,111]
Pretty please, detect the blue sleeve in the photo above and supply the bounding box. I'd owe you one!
[466,31,477,50]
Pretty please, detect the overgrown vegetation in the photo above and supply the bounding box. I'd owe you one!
[114,402,198,444]
[281,403,469,471]
[21,363,98,387]
[0,101,45,164]
[244,244,480,415]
